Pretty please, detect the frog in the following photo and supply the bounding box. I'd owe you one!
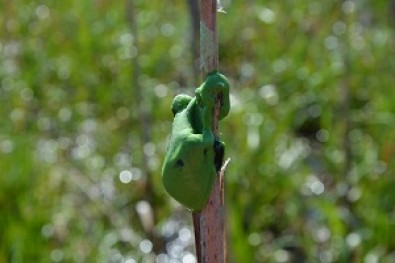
[161,71,230,212]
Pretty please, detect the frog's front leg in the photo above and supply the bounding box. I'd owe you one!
[196,72,230,122]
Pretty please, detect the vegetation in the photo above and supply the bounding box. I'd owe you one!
[1,0,395,262]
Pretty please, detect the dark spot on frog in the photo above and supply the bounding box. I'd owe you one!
[176,159,184,167]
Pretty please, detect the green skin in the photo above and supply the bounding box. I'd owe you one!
[162,71,230,212]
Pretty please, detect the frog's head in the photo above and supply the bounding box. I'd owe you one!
[171,94,192,116]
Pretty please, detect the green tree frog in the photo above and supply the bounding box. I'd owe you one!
[162,71,230,212]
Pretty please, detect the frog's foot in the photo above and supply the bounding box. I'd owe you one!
[207,81,229,115]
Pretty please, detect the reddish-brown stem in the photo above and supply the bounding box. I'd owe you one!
[193,1,227,262]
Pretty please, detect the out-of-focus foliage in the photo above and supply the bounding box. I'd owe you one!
[1,0,395,262]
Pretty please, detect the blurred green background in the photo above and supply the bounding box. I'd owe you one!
[1,0,395,262]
